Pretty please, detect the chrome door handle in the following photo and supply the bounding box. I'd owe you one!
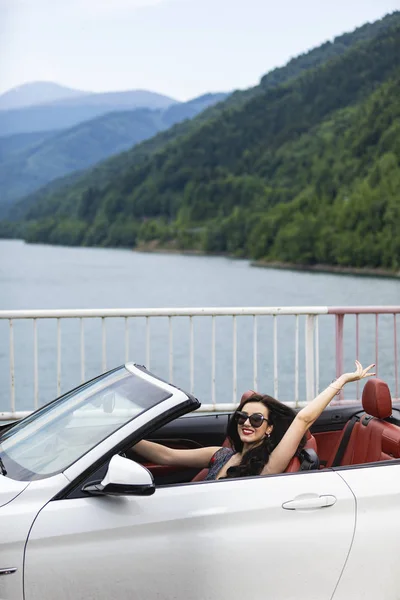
[282,493,337,510]
[0,568,17,576]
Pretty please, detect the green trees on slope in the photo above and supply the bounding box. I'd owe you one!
[4,18,400,271]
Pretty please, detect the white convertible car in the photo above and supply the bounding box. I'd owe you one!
[1,363,400,600]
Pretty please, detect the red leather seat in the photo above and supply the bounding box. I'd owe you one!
[326,378,400,467]
[284,430,318,472]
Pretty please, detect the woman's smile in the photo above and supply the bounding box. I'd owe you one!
[241,427,255,436]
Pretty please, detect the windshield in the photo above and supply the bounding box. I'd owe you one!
[0,367,171,481]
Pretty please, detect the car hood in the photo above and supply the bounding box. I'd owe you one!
[0,475,29,508]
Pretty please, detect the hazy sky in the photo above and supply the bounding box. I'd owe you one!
[1,0,398,100]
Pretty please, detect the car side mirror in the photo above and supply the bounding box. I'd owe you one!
[82,454,155,496]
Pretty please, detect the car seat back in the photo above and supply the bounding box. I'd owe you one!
[326,378,400,467]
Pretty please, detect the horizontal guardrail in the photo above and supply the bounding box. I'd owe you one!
[0,306,399,420]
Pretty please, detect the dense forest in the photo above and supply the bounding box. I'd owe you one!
[2,13,400,271]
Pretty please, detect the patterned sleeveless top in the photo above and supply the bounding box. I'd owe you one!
[205,447,236,481]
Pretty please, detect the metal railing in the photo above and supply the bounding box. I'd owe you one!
[0,306,399,420]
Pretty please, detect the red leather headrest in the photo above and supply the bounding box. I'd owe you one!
[240,390,257,404]
[362,378,392,419]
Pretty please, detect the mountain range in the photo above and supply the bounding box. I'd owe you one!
[0,85,179,136]
[1,11,399,272]
[0,82,88,111]
[0,92,227,210]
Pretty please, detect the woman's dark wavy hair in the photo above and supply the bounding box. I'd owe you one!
[223,394,306,479]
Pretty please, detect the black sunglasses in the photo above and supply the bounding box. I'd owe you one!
[235,410,269,428]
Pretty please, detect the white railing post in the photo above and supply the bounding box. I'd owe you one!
[232,316,237,403]
[101,317,107,372]
[57,318,61,397]
[124,317,129,363]
[294,314,299,407]
[253,315,258,391]
[273,315,278,398]
[80,318,85,383]
[169,316,173,383]
[395,314,398,401]
[33,319,38,409]
[315,315,319,395]
[146,317,150,370]
[190,316,194,394]
[211,316,216,409]
[305,315,316,402]
[9,319,15,414]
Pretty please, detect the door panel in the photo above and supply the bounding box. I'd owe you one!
[25,470,355,600]
[333,463,400,599]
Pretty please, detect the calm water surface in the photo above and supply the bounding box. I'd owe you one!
[1,240,399,411]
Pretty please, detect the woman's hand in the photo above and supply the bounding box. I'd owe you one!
[339,360,376,385]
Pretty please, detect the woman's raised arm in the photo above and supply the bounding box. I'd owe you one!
[263,360,375,476]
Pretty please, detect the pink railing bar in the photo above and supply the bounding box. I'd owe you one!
[328,307,400,315]
[395,314,398,399]
[375,314,379,378]
[356,314,359,401]
[335,314,345,401]
[328,307,400,402]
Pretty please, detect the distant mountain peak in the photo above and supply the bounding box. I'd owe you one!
[6,81,86,92]
[0,82,90,111]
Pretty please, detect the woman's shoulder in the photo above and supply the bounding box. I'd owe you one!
[209,446,235,466]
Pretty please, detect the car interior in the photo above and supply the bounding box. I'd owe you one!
[126,377,400,487]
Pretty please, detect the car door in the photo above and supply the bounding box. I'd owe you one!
[332,461,400,600]
[24,468,355,600]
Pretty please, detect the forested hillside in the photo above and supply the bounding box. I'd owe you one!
[0,130,56,161]
[10,11,399,223]
[2,14,400,271]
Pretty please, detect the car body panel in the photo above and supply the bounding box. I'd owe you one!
[25,470,355,600]
[0,477,28,508]
[333,463,400,599]
[0,364,199,600]
[0,474,68,600]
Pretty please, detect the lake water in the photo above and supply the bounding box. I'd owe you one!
[1,239,399,412]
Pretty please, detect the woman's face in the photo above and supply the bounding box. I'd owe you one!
[236,401,273,445]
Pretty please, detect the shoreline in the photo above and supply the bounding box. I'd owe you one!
[134,241,232,258]
[251,260,400,280]
[135,241,400,280]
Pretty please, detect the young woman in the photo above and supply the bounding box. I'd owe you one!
[133,360,375,480]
